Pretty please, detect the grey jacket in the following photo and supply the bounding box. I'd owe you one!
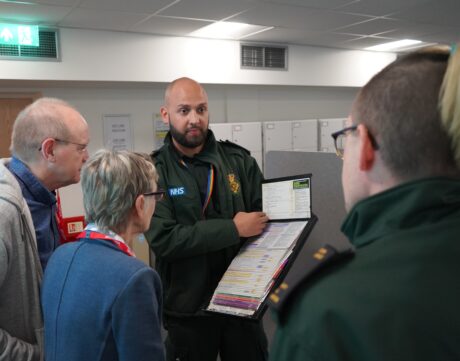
[0,159,43,361]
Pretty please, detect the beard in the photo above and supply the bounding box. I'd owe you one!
[169,119,208,149]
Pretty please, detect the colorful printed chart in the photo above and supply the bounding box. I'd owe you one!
[207,221,308,317]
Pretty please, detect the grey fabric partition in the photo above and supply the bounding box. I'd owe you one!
[263,150,352,346]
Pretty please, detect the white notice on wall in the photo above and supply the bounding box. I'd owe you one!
[153,113,169,150]
[103,114,132,151]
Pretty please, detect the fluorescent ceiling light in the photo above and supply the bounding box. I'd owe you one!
[365,39,422,52]
[189,21,271,40]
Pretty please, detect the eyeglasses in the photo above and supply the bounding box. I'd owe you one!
[331,125,358,159]
[331,125,379,159]
[143,190,166,202]
[38,138,88,153]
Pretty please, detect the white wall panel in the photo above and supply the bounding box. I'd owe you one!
[0,28,396,87]
[210,122,263,169]
[209,123,232,142]
[319,118,347,153]
[232,122,262,152]
[264,121,292,152]
[292,119,318,152]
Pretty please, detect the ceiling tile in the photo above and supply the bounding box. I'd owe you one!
[0,0,457,53]
[338,0,428,17]
[130,15,212,35]
[256,0,357,11]
[59,8,149,31]
[33,0,80,5]
[377,21,451,41]
[341,36,394,49]
[243,27,360,47]
[418,28,460,45]
[157,0,257,21]
[228,3,371,31]
[336,18,401,36]
[390,0,460,27]
[0,2,71,25]
[78,0,173,13]
[34,0,80,6]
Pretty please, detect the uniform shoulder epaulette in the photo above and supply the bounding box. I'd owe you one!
[219,140,251,155]
[150,148,162,160]
[268,244,354,317]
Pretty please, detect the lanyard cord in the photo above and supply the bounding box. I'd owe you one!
[202,165,214,215]
[76,230,135,257]
[180,159,214,215]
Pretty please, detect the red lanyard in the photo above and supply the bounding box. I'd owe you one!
[76,230,135,257]
[55,189,67,244]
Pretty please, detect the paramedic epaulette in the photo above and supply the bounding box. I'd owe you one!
[268,244,354,315]
[219,140,251,155]
[150,149,161,160]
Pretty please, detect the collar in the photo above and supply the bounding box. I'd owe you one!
[165,130,218,164]
[85,223,128,245]
[341,177,460,248]
[8,156,56,206]
[81,223,135,257]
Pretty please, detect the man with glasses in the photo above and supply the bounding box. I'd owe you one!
[0,97,89,360]
[269,45,460,360]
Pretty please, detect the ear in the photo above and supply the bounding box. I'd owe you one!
[40,138,57,162]
[134,194,146,218]
[357,124,376,171]
[160,106,169,125]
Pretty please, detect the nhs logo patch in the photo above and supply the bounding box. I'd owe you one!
[168,187,185,197]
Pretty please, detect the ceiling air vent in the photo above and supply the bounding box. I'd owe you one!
[0,28,59,61]
[241,44,287,70]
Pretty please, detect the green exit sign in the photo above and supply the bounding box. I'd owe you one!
[0,24,39,46]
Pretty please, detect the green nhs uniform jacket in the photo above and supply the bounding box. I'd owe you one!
[270,177,460,361]
[146,131,264,318]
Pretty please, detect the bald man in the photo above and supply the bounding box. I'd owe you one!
[0,97,89,361]
[146,77,269,361]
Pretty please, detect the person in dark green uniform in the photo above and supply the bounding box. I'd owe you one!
[146,77,269,361]
[269,45,460,360]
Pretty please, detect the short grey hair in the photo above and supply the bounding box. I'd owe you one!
[10,97,75,163]
[81,149,159,233]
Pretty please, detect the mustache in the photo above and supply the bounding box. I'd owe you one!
[186,126,203,131]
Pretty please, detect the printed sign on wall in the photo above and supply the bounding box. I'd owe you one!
[103,114,133,151]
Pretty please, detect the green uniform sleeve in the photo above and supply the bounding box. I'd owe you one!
[145,200,240,260]
[270,326,316,361]
[243,153,264,211]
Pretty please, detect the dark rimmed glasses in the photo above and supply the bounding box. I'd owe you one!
[331,125,379,159]
[143,190,166,202]
[38,138,88,153]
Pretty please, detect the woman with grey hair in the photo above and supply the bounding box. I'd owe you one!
[41,149,165,361]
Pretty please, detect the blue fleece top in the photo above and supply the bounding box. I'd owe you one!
[7,156,60,270]
[42,236,165,361]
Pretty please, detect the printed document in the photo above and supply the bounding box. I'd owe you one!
[263,177,311,220]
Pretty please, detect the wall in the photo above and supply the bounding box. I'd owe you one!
[0,28,396,87]
[0,82,358,217]
[0,28,395,217]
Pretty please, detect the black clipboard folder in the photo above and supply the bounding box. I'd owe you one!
[205,174,317,320]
